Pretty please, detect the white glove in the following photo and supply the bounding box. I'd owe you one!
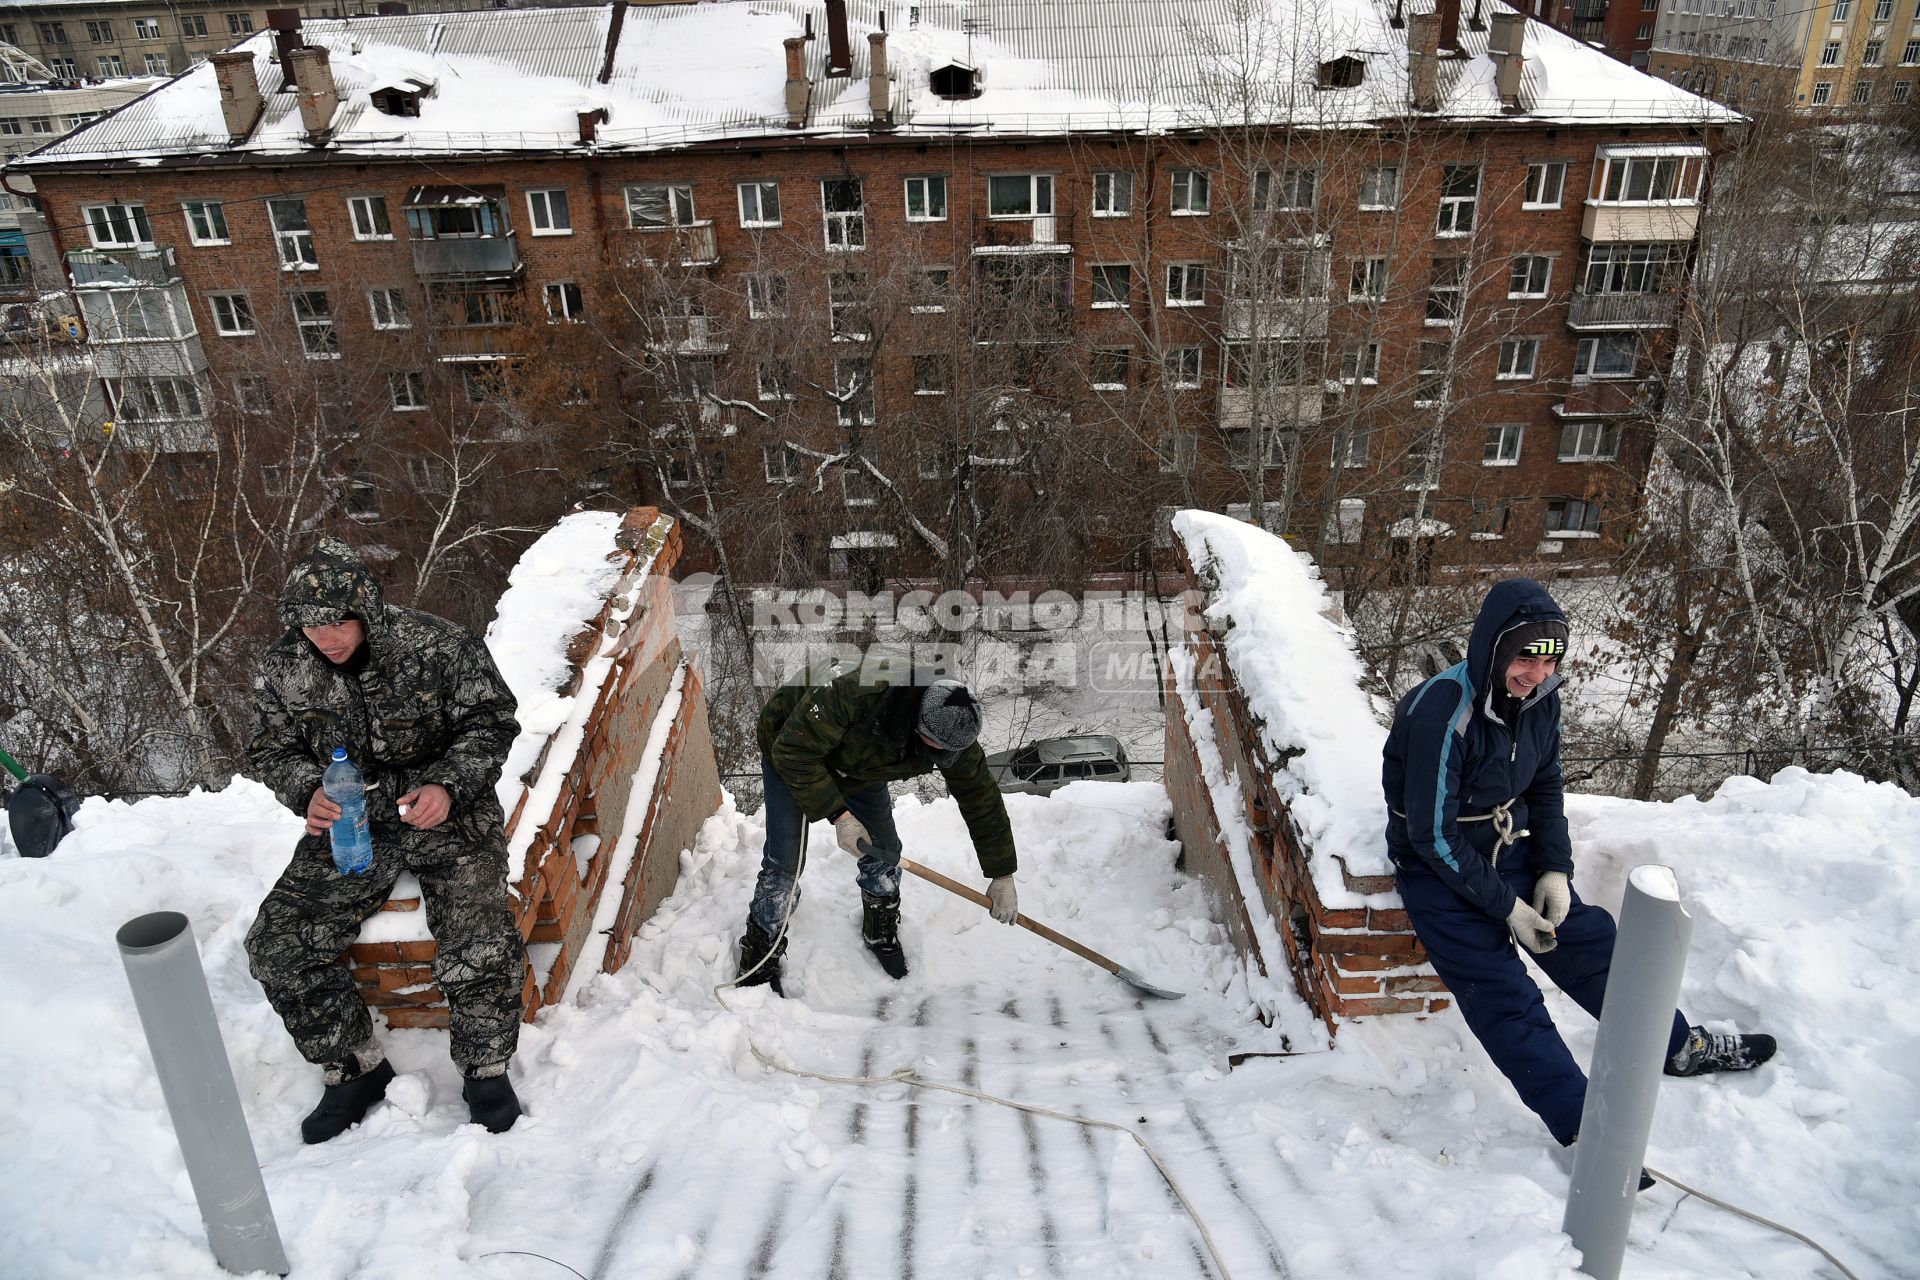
[1532,871,1571,928]
[1507,898,1558,954]
[833,811,871,857]
[986,876,1018,924]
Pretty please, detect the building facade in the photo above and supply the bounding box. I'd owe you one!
[1648,0,1920,109]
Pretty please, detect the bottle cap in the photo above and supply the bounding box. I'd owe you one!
[331,747,348,761]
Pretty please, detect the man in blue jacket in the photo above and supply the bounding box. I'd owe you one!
[1383,579,1774,1154]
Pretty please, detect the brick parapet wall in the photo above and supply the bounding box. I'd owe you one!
[349,505,724,1029]
[1163,532,1448,1032]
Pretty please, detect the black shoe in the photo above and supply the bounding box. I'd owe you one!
[861,892,908,980]
[737,920,787,996]
[1664,1025,1778,1077]
[462,1072,522,1133]
[300,1057,395,1144]
[1564,1134,1656,1193]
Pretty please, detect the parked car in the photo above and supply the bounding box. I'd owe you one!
[986,735,1130,796]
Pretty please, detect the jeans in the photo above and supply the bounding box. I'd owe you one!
[748,756,904,935]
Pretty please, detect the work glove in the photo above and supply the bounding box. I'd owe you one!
[986,875,1018,924]
[833,811,871,857]
[1532,871,1571,928]
[1507,898,1558,954]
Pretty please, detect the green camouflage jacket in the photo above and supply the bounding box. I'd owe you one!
[248,538,520,867]
[757,662,1016,878]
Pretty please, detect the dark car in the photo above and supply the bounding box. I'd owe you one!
[985,735,1130,796]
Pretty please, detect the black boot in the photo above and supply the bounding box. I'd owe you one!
[861,892,908,980]
[301,1056,395,1145]
[737,919,787,996]
[1664,1025,1778,1077]
[1564,1133,1656,1192]
[462,1071,522,1134]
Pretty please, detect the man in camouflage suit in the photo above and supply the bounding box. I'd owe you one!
[245,536,526,1143]
[738,659,1018,994]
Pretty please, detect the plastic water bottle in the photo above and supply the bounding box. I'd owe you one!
[322,747,373,875]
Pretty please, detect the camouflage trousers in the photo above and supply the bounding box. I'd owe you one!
[245,832,524,1074]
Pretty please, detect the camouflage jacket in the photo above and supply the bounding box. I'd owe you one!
[248,538,520,867]
[756,663,1016,878]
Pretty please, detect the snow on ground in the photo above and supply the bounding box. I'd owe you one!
[3,762,1914,1278]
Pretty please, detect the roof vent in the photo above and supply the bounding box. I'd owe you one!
[1316,55,1365,89]
[930,61,981,100]
[370,76,434,117]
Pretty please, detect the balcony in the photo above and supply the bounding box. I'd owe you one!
[648,314,729,355]
[1567,291,1680,329]
[1218,382,1322,430]
[67,246,180,287]
[972,212,1075,255]
[1582,202,1700,243]
[410,236,522,280]
[634,221,718,267]
[1222,296,1330,339]
[1554,378,1654,418]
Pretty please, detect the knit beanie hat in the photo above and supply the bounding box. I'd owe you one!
[1492,620,1570,683]
[916,680,982,766]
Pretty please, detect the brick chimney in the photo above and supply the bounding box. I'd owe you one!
[1407,11,1440,111]
[1437,0,1463,53]
[267,8,304,87]
[209,51,264,140]
[868,31,890,125]
[825,0,852,76]
[784,36,810,128]
[1489,9,1527,109]
[287,45,339,137]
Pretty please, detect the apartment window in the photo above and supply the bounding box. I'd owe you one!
[905,353,946,396]
[828,272,871,339]
[235,376,272,415]
[183,200,229,245]
[1416,341,1451,404]
[1484,423,1524,465]
[390,371,427,411]
[1091,263,1131,308]
[135,18,161,38]
[1546,498,1602,535]
[85,20,112,42]
[988,173,1054,217]
[38,21,67,43]
[1331,429,1369,469]
[1559,420,1622,461]
[144,54,169,75]
[369,287,409,329]
[1637,22,1654,36]
[627,183,695,228]
[718,180,780,230]
[180,14,208,37]
[501,191,563,243]
[1257,167,1317,212]
[910,267,952,313]
[82,290,183,340]
[544,281,584,322]
[1819,41,1843,68]
[1328,497,1367,544]
[346,195,392,241]
[1437,165,1480,235]
[117,377,203,422]
[1090,347,1131,390]
[1509,255,1552,298]
[822,177,865,249]
[1339,342,1380,383]
[1904,39,1920,62]
[0,120,18,136]
[834,358,875,426]
[1813,81,1834,103]
[463,365,507,404]
[1166,262,1206,306]
[1170,169,1211,215]
[746,271,789,319]
[268,198,317,269]
[1426,258,1465,325]
[1865,39,1885,64]
[1226,427,1284,470]
[1897,80,1913,101]
[1595,151,1701,202]
[48,58,78,78]
[904,175,947,221]
[82,203,152,248]
[209,293,253,336]
[1524,161,1568,209]
[1875,0,1894,17]
[1092,170,1133,216]
[1224,339,1311,388]
[1360,165,1401,210]
[1498,338,1540,379]
[98,55,124,76]
[757,359,796,401]
[1584,242,1687,293]
[1349,256,1387,301]
[27,116,54,134]
[1575,334,1639,377]
[228,13,254,34]
[445,285,514,327]
[1852,79,1875,102]
[764,445,800,483]
[291,292,337,359]
[1165,345,1203,388]
[1158,433,1197,474]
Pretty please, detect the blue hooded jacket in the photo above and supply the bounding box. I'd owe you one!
[1381,579,1572,919]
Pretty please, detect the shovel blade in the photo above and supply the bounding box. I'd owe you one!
[1115,967,1184,1000]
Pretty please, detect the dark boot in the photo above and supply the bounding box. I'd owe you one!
[462,1071,522,1134]
[1665,1026,1778,1077]
[737,919,787,996]
[301,1056,395,1145]
[1564,1133,1656,1192]
[861,892,908,980]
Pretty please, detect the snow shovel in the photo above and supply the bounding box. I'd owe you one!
[1,744,79,859]
[893,853,1184,1000]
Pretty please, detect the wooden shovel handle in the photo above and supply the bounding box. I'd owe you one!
[896,856,1124,977]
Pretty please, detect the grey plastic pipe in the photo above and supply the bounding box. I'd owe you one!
[1562,865,1692,1280]
[116,911,289,1277]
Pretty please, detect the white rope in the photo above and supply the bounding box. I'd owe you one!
[1645,1165,1863,1280]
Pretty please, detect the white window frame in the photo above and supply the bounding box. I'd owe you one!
[757,359,797,402]
[268,198,317,270]
[1359,165,1401,210]
[291,291,338,360]
[1331,428,1369,469]
[904,175,948,222]
[1820,40,1841,66]
[1546,498,1602,537]
[1349,256,1387,301]
[1523,161,1567,209]
[822,178,865,251]
[208,292,253,336]
[737,180,781,228]
[1165,345,1202,389]
[1498,338,1540,379]
[1575,333,1639,378]
[763,444,800,484]
[1591,147,1707,204]
[626,183,696,229]
[82,202,153,249]
[913,353,949,396]
[1092,170,1133,217]
[1508,255,1553,298]
[348,194,392,241]
[182,199,228,246]
[368,287,409,330]
[987,173,1055,219]
[1166,261,1206,307]
[526,188,572,236]
[910,267,951,314]
[1339,342,1380,384]
[544,281,584,322]
[1813,81,1833,104]
[1090,262,1131,309]
[143,53,168,75]
[1090,346,1130,391]
[390,370,427,411]
[747,271,789,319]
[1559,420,1622,462]
[1483,423,1524,466]
[1170,168,1211,215]
[134,17,161,38]
[1437,165,1480,236]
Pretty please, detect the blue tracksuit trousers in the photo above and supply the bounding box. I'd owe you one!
[1396,857,1690,1144]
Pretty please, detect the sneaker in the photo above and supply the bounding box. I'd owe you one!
[736,919,787,996]
[861,892,908,980]
[462,1071,522,1133]
[1665,1025,1778,1077]
[300,1057,395,1145]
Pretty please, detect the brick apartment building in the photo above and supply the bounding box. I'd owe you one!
[1527,0,1663,69]
[9,0,1736,584]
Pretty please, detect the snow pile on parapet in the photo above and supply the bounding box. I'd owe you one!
[1171,510,1394,894]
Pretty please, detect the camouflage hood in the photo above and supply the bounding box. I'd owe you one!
[277,537,385,630]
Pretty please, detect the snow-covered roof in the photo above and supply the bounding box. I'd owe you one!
[15,0,1736,168]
